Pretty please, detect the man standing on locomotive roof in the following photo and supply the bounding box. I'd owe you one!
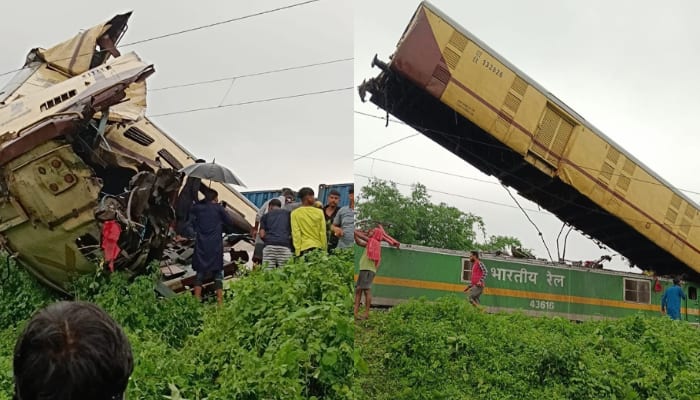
[464,251,487,306]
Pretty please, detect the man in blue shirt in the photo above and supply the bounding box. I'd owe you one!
[661,278,687,320]
[259,198,293,270]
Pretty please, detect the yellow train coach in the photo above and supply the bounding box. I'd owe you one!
[360,1,700,279]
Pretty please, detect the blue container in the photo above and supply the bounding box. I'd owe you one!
[243,183,354,209]
[241,190,282,209]
[318,183,354,208]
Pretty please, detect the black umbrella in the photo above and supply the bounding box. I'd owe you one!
[179,162,246,187]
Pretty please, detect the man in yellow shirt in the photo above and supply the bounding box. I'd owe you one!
[290,187,327,256]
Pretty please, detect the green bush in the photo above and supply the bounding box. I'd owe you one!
[355,296,700,400]
[0,257,56,330]
[0,250,355,399]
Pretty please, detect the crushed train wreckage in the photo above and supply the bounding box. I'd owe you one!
[0,13,257,295]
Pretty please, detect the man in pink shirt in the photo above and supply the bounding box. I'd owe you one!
[464,251,487,306]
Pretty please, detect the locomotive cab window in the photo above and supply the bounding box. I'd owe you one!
[461,258,471,282]
[689,286,697,301]
[623,278,650,304]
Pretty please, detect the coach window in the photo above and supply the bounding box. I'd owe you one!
[461,258,471,283]
[623,278,650,304]
[689,286,697,301]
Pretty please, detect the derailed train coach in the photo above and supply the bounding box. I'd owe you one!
[359,1,700,282]
[0,13,256,294]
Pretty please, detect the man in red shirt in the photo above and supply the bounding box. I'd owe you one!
[464,251,487,306]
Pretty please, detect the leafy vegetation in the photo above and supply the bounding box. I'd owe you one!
[357,179,525,253]
[355,296,700,400]
[0,250,355,399]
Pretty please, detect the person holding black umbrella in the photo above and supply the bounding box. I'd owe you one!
[190,189,236,305]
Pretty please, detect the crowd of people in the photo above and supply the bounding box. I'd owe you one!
[252,185,356,265]
[176,183,356,305]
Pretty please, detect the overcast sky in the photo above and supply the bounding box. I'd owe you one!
[0,0,353,193]
[355,0,700,271]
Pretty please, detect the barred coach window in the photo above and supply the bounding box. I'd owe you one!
[624,278,651,304]
[461,258,471,282]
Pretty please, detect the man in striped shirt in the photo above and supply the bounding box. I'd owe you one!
[464,251,487,306]
[259,199,293,270]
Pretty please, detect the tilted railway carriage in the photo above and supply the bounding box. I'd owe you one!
[354,245,700,323]
[359,1,700,281]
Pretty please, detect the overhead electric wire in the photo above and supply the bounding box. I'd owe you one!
[556,222,566,261]
[148,86,352,117]
[354,110,700,196]
[357,110,700,228]
[150,58,353,92]
[353,134,420,161]
[354,173,550,215]
[562,226,574,260]
[0,0,324,78]
[354,155,500,186]
[502,184,554,262]
[121,0,321,48]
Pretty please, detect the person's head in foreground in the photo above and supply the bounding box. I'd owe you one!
[469,250,480,263]
[13,301,133,400]
[298,187,315,206]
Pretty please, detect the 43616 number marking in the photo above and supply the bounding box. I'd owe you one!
[529,300,555,310]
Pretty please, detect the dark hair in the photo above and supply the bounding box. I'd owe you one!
[13,301,133,400]
[329,189,341,197]
[470,251,480,259]
[269,198,282,208]
[195,158,206,163]
[281,188,294,197]
[204,189,218,202]
[673,277,681,285]
[298,187,315,199]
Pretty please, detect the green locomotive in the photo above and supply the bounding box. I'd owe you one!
[354,244,700,323]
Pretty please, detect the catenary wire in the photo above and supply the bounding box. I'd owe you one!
[356,110,700,227]
[0,0,324,78]
[354,110,700,196]
[150,58,353,92]
[353,155,700,244]
[353,134,420,161]
[502,184,554,262]
[148,87,352,117]
[120,0,321,48]
[354,173,550,215]
[354,155,500,186]
[556,222,566,260]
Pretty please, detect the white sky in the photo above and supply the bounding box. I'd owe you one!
[354,0,700,271]
[0,0,353,192]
